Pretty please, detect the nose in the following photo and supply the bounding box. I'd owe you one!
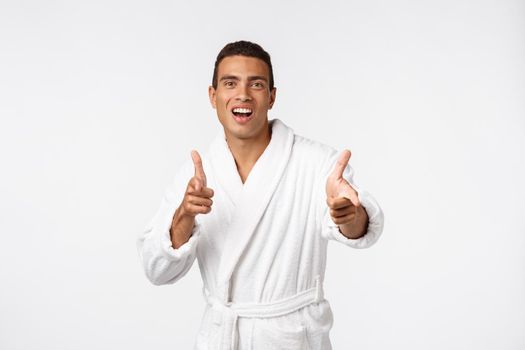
[236,84,252,102]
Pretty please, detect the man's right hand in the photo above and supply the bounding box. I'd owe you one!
[170,150,214,249]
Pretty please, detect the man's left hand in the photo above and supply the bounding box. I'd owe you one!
[325,150,369,239]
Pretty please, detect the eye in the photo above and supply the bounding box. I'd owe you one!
[251,81,265,89]
[224,80,235,88]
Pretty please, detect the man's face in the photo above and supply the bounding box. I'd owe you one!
[209,55,276,142]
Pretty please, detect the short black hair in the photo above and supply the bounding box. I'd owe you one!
[212,40,274,90]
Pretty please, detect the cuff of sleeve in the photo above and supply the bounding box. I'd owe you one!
[159,221,201,261]
[323,189,384,249]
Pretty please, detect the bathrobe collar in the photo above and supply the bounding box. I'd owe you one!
[208,118,295,303]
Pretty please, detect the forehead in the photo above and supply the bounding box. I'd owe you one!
[217,55,270,79]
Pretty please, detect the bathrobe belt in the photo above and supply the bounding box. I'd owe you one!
[203,277,324,350]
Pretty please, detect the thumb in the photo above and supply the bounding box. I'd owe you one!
[191,150,207,186]
[330,150,351,180]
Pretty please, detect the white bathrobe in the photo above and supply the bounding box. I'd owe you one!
[137,119,384,350]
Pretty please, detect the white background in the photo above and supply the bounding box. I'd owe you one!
[1,0,524,349]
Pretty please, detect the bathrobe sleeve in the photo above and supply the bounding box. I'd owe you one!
[319,151,385,249]
[137,160,201,285]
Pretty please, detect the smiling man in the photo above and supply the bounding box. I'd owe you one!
[137,41,384,350]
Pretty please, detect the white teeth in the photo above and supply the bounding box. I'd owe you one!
[233,108,252,113]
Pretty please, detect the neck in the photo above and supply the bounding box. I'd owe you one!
[225,122,272,183]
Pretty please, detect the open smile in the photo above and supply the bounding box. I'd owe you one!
[231,107,253,118]
[231,107,254,124]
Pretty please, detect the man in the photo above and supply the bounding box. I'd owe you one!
[137,41,384,350]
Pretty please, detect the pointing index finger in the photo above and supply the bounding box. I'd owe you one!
[332,149,351,179]
[191,150,207,185]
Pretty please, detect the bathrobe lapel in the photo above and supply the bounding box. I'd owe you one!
[208,119,294,302]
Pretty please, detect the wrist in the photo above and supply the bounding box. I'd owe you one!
[170,207,195,249]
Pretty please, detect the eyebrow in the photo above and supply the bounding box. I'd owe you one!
[219,75,268,82]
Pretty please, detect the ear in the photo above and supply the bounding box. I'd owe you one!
[208,86,217,109]
[268,87,277,109]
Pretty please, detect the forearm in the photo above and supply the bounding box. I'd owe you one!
[338,205,369,239]
[170,206,196,249]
